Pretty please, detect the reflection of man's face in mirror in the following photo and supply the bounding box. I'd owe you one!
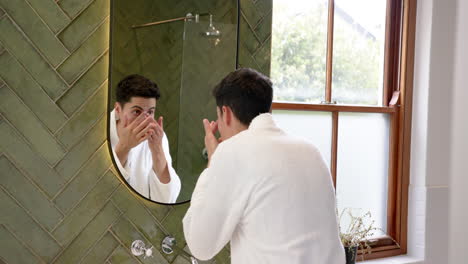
[114,97,156,128]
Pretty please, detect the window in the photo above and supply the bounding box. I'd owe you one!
[271,0,416,259]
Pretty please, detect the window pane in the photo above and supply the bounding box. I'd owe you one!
[271,0,328,103]
[272,110,332,167]
[332,0,387,105]
[336,112,390,237]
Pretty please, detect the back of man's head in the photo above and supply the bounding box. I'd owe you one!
[116,74,161,106]
[212,68,273,126]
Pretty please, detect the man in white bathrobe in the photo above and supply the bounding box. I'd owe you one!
[110,74,181,203]
[183,68,345,263]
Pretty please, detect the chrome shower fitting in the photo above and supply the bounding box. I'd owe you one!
[203,14,222,38]
[130,240,153,259]
[162,235,199,264]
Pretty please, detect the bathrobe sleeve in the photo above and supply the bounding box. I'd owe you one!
[182,141,251,260]
[148,133,181,203]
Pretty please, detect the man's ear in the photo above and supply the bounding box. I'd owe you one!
[114,102,122,118]
[222,105,232,126]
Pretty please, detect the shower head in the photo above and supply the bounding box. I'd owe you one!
[202,14,221,38]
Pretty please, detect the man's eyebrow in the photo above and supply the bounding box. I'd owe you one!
[130,106,156,110]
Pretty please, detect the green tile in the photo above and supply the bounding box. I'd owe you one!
[239,14,261,55]
[0,0,69,67]
[0,225,42,264]
[110,216,169,264]
[0,121,65,197]
[183,245,214,264]
[59,0,110,51]
[238,42,261,70]
[254,12,272,43]
[56,81,107,148]
[25,0,71,33]
[108,245,138,264]
[57,52,109,116]
[161,203,190,247]
[253,37,271,75]
[54,143,111,214]
[61,79,108,118]
[58,18,109,84]
[55,115,106,181]
[111,186,168,253]
[141,197,172,224]
[53,202,121,264]
[112,183,171,222]
[241,0,263,26]
[0,189,61,262]
[172,255,192,264]
[213,247,231,264]
[0,16,69,100]
[0,156,63,231]
[0,51,68,132]
[255,0,273,16]
[58,0,94,18]
[0,85,66,165]
[81,232,119,264]
[53,170,120,245]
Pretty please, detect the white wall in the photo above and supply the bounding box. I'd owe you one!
[408,0,462,263]
[409,0,456,262]
[412,0,468,263]
[448,0,468,263]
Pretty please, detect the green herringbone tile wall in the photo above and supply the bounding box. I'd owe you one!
[0,0,271,263]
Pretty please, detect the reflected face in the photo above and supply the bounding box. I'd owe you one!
[115,97,156,126]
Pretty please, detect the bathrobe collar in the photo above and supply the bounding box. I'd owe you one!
[248,113,279,132]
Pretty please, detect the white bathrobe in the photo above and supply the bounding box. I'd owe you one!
[183,113,345,263]
[110,110,181,203]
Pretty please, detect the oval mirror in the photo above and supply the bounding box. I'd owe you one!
[108,0,239,204]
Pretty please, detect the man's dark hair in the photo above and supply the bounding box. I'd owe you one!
[213,68,273,126]
[116,74,161,106]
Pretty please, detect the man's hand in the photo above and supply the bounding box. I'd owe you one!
[115,113,155,165]
[148,116,164,154]
[117,113,155,151]
[148,116,170,184]
[203,119,221,165]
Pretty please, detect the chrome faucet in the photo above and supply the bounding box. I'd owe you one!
[162,235,199,264]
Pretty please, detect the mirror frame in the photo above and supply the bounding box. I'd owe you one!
[106,0,241,205]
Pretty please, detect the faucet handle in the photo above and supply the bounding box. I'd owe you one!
[130,240,153,258]
[162,236,176,254]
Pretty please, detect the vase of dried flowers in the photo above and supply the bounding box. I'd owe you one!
[344,245,358,264]
[338,208,379,264]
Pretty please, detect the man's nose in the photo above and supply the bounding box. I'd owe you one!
[144,113,155,119]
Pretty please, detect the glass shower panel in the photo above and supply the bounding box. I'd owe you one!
[176,17,238,202]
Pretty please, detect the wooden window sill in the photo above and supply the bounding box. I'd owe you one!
[361,255,423,264]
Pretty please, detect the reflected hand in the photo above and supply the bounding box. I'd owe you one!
[148,116,170,183]
[203,119,220,164]
[148,116,164,154]
[115,113,155,166]
[117,113,154,152]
